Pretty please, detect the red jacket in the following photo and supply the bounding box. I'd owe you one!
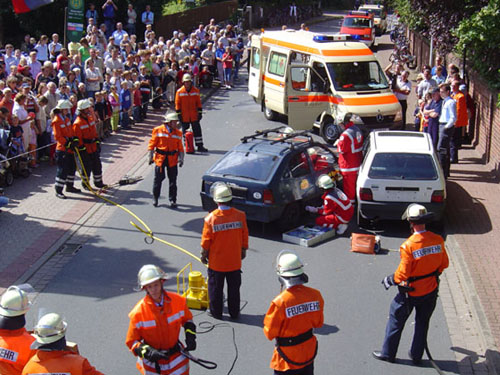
[175,85,201,123]
[22,350,103,375]
[73,113,98,154]
[0,328,35,375]
[52,114,75,153]
[148,124,184,167]
[318,188,354,224]
[337,122,363,172]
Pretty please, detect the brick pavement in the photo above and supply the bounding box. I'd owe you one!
[0,87,216,293]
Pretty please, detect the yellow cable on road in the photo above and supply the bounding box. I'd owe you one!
[73,148,206,267]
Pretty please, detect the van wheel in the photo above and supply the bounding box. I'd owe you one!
[357,206,370,228]
[279,202,301,232]
[263,103,277,121]
[321,121,341,144]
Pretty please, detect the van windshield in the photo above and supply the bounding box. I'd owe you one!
[327,61,389,91]
[361,8,382,17]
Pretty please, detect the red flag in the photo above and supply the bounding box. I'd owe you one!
[12,0,54,14]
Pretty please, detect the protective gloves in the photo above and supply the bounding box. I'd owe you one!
[134,344,164,362]
[198,109,203,121]
[305,205,318,213]
[200,249,208,265]
[184,321,197,351]
[148,150,154,165]
[241,248,247,260]
[382,274,396,290]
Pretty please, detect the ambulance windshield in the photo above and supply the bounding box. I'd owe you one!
[327,61,389,91]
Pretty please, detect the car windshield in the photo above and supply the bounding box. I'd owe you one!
[209,151,279,181]
[327,61,389,91]
[368,153,438,180]
[343,17,371,28]
[361,8,382,17]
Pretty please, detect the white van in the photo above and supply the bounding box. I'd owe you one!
[248,30,403,143]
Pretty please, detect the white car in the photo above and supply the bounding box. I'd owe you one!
[358,4,387,36]
[356,131,446,227]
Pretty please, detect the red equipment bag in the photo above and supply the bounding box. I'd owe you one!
[184,130,195,154]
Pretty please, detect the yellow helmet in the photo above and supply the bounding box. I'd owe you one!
[137,264,167,289]
[317,174,334,190]
[33,313,67,344]
[213,184,232,203]
[0,285,31,317]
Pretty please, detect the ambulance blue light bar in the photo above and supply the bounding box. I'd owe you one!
[313,34,353,42]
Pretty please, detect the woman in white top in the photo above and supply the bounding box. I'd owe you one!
[126,4,137,35]
[85,59,103,99]
[34,35,50,63]
[12,93,33,151]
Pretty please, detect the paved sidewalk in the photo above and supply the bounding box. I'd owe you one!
[0,86,217,292]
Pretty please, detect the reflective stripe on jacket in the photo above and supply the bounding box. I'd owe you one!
[201,207,249,272]
[0,328,35,375]
[394,231,449,296]
[175,86,201,123]
[53,114,75,153]
[73,114,98,154]
[21,350,104,375]
[148,125,184,167]
[126,291,192,375]
[337,123,363,172]
[263,285,324,372]
[317,188,354,224]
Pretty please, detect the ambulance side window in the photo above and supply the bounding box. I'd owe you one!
[311,62,329,93]
[290,66,308,91]
[268,52,287,77]
[251,47,260,69]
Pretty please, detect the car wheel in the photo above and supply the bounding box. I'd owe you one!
[321,121,341,144]
[6,171,14,186]
[21,169,30,178]
[278,202,302,232]
[357,205,370,228]
[263,102,277,121]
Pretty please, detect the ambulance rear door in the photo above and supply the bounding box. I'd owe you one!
[248,36,263,101]
[287,63,331,130]
[263,48,289,116]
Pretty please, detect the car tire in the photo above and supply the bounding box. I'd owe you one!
[21,169,30,178]
[278,202,302,232]
[357,205,370,228]
[321,120,341,144]
[263,102,277,121]
[6,171,14,186]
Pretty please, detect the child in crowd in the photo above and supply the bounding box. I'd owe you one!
[199,65,212,88]
[36,95,50,162]
[133,81,142,121]
[151,87,163,110]
[94,92,105,140]
[119,80,131,129]
[8,115,25,159]
[109,85,120,132]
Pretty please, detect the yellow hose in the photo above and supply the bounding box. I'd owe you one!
[74,148,206,266]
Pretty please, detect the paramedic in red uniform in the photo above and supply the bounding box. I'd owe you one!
[305,174,353,235]
[201,183,249,320]
[148,112,184,208]
[373,204,449,365]
[336,113,364,204]
[264,250,324,375]
[0,285,35,375]
[22,313,104,375]
[126,265,196,375]
[175,74,208,153]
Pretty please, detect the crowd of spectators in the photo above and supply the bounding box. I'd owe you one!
[0,4,247,185]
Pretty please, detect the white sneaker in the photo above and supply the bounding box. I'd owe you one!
[337,224,348,235]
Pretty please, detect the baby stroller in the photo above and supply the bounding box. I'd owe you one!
[7,136,30,179]
[0,128,14,186]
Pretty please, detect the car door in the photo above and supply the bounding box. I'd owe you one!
[287,63,330,130]
[278,150,316,204]
[248,41,263,100]
[264,49,289,114]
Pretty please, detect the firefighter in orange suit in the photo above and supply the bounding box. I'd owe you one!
[373,204,449,365]
[126,265,196,375]
[336,113,364,204]
[73,99,105,190]
[264,250,324,375]
[305,174,353,235]
[52,100,81,199]
[201,184,249,320]
[148,112,184,208]
[175,74,208,153]
[22,313,104,375]
[0,285,35,375]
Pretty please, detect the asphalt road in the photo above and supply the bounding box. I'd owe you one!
[24,18,459,375]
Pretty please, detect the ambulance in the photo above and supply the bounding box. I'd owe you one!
[248,30,403,143]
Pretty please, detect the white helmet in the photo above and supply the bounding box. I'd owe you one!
[164,112,179,122]
[55,99,72,110]
[182,74,192,82]
[282,126,294,135]
[317,174,334,190]
[402,203,433,223]
[137,264,167,289]
[33,313,67,344]
[0,285,32,317]
[276,250,304,277]
[213,184,232,203]
[77,99,91,111]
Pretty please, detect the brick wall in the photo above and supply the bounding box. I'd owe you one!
[409,30,500,171]
[155,0,238,39]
